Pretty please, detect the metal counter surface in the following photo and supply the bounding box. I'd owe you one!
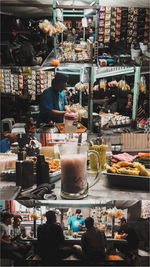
[64,235,126,242]
[64,236,127,247]
[41,49,93,69]
[48,174,150,200]
[22,236,127,255]
[22,236,127,251]
[0,172,149,200]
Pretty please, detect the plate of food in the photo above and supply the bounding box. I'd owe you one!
[45,158,60,172]
[104,162,150,190]
[45,158,61,183]
[78,231,84,236]
[75,47,83,52]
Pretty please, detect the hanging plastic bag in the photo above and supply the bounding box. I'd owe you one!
[139,75,146,94]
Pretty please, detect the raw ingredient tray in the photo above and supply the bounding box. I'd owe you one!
[103,170,150,190]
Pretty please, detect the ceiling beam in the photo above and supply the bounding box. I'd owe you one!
[56,5,97,9]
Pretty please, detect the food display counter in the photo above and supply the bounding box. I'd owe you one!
[64,235,127,249]
[44,174,150,200]
[21,235,127,248]
[57,41,92,63]
[41,48,93,68]
[0,132,149,200]
[1,171,149,200]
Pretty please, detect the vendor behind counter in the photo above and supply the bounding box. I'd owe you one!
[37,73,71,128]
[67,28,79,43]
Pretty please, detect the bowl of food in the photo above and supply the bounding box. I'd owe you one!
[78,231,84,236]
[75,47,83,52]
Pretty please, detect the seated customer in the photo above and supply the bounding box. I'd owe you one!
[37,210,72,265]
[11,216,25,241]
[81,217,107,263]
[0,212,24,266]
[116,217,139,257]
[11,216,31,256]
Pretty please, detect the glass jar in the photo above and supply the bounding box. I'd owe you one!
[64,113,78,133]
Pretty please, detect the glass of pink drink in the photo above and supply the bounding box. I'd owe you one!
[59,144,101,199]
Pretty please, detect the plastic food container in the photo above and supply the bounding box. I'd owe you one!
[131,48,140,60]
[64,113,78,133]
[51,59,60,66]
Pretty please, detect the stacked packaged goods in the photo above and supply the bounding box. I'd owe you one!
[0,69,54,98]
[121,8,128,43]
[98,6,149,48]
[115,7,122,43]
[0,69,5,93]
[104,7,111,44]
[98,6,105,43]
[0,69,11,93]
[110,8,117,42]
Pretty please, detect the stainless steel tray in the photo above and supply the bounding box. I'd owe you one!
[103,170,150,190]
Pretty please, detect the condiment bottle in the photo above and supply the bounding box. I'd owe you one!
[16,151,34,189]
[18,150,26,161]
[36,155,49,186]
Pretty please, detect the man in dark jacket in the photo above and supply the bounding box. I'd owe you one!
[10,31,43,66]
[37,210,72,265]
[81,217,107,263]
[116,217,139,257]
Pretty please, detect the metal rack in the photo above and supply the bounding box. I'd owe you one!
[88,66,141,131]
[53,0,99,58]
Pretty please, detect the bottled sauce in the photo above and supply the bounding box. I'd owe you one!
[16,151,34,189]
[36,155,49,186]
[18,150,26,161]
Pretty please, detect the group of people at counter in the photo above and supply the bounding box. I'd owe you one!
[96,90,149,121]
[0,212,32,266]
[36,71,149,128]
[0,209,139,266]
[63,27,95,43]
